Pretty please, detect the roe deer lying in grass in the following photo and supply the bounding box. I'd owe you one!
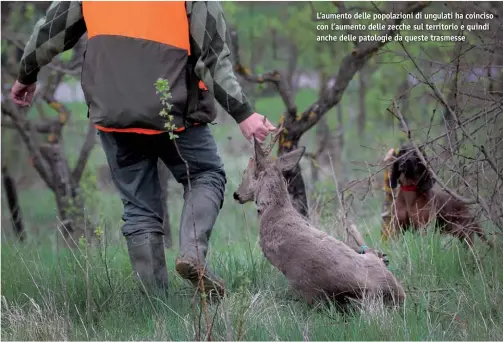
[233,127,406,308]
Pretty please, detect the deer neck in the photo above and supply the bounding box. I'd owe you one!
[255,170,292,217]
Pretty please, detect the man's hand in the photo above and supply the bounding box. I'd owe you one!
[239,113,276,142]
[10,80,36,107]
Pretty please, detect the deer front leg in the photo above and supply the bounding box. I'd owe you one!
[289,280,317,306]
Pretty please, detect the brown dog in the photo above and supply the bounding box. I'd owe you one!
[384,144,492,247]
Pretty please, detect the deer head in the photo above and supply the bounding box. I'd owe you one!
[233,122,305,204]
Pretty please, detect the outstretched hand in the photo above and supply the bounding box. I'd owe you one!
[239,113,276,142]
[10,80,36,107]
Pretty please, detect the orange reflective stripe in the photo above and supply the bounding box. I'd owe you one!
[95,123,200,135]
[198,80,208,91]
[95,125,164,135]
[82,1,190,52]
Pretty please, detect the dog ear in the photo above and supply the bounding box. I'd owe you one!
[414,146,435,192]
[389,150,400,189]
[416,161,435,192]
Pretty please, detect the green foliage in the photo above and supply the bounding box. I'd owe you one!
[59,50,74,62]
[24,3,35,21]
[155,77,178,140]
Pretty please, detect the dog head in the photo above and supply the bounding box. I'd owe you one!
[389,144,435,193]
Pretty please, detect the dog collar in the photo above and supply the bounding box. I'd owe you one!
[401,185,417,192]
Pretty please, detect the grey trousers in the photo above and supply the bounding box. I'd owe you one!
[98,125,226,249]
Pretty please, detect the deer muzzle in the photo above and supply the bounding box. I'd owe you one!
[233,191,241,202]
[233,191,247,204]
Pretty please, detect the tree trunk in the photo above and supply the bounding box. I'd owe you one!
[54,187,85,246]
[40,143,86,245]
[278,141,309,218]
[157,159,172,248]
[2,164,26,242]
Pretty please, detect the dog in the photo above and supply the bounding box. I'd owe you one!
[383,144,492,247]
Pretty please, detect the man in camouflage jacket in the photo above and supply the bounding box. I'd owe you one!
[11,1,275,298]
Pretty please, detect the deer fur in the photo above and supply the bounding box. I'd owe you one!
[233,127,406,308]
[386,144,492,248]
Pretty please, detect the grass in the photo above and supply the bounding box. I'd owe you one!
[2,217,502,340]
[2,94,502,340]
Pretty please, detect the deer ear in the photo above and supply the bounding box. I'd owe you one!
[275,146,305,172]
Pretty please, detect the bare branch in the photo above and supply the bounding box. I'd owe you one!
[72,121,97,184]
[285,1,431,141]
[332,1,359,44]
[2,114,62,134]
[2,164,26,242]
[390,100,488,210]
[43,96,73,127]
[1,30,26,50]
[1,101,55,189]
[229,28,297,116]
[398,40,503,184]
[46,63,82,76]
[304,111,356,162]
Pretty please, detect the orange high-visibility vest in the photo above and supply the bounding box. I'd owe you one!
[83,1,191,53]
[81,1,207,134]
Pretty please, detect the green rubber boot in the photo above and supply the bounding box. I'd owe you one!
[126,232,169,294]
[175,185,225,299]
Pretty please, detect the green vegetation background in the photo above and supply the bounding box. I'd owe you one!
[2,2,502,340]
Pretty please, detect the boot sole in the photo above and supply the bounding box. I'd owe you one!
[175,260,225,299]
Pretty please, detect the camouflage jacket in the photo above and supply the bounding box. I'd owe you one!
[18,1,253,128]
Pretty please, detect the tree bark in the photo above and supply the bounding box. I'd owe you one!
[278,143,310,217]
[2,164,26,242]
[40,143,86,245]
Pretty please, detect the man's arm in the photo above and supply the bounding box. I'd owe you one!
[187,1,254,124]
[18,1,86,85]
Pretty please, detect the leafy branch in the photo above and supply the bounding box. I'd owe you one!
[155,78,178,140]
[155,78,214,340]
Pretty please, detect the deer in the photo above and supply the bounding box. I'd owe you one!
[233,125,406,309]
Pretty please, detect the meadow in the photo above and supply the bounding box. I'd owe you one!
[1,89,502,341]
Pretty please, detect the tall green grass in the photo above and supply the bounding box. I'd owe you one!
[2,215,502,340]
[2,94,501,340]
